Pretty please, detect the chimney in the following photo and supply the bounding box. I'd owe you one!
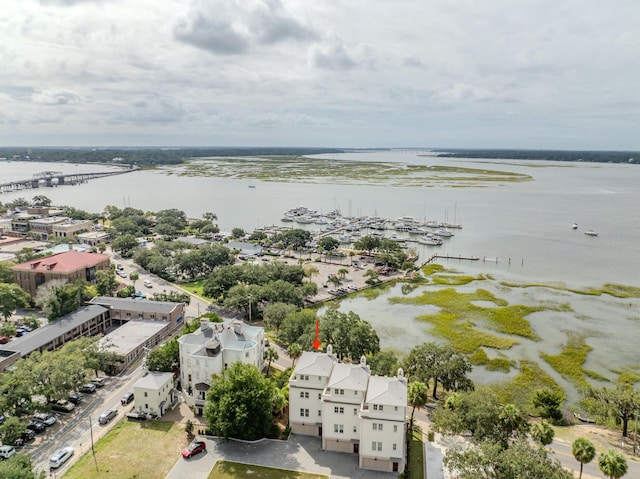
[200,319,210,331]
[397,368,404,380]
[360,355,367,367]
[326,344,333,355]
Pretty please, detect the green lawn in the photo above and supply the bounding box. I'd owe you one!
[409,427,425,479]
[208,461,328,479]
[63,420,188,479]
[178,280,210,300]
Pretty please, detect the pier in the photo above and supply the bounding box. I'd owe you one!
[0,166,138,194]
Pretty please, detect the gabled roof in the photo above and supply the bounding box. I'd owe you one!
[327,362,369,392]
[365,375,407,407]
[11,250,109,273]
[294,351,337,377]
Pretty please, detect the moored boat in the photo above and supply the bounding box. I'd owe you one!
[584,230,598,237]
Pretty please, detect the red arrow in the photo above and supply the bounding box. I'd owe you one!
[313,321,321,350]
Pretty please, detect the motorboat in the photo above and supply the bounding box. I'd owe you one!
[572,223,578,229]
[584,230,598,237]
[434,228,454,238]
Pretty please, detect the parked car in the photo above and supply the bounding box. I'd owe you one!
[0,445,16,460]
[68,392,82,404]
[0,336,10,344]
[33,412,57,426]
[98,409,117,425]
[26,419,46,433]
[143,279,153,288]
[116,269,127,278]
[79,383,97,394]
[91,377,107,388]
[126,410,147,421]
[182,440,206,458]
[49,446,74,469]
[120,392,134,405]
[50,399,75,413]
[20,429,36,442]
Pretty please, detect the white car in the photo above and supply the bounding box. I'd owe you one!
[143,280,153,288]
[49,446,74,469]
[0,445,16,460]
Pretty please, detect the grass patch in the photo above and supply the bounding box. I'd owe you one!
[208,461,328,479]
[491,360,561,414]
[431,274,481,286]
[408,426,425,479]
[500,281,640,299]
[616,368,640,385]
[390,287,548,354]
[64,420,188,479]
[179,279,211,299]
[422,264,446,275]
[167,156,532,188]
[541,333,592,390]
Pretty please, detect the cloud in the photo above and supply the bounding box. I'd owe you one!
[173,0,317,55]
[309,41,357,71]
[31,88,84,105]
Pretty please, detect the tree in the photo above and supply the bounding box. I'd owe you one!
[34,279,93,321]
[0,283,30,321]
[263,302,297,331]
[320,310,380,361]
[354,235,380,256]
[401,342,473,400]
[363,268,380,285]
[444,439,573,479]
[497,403,528,447]
[231,227,246,239]
[572,437,596,479]
[530,420,554,446]
[0,416,26,446]
[31,194,52,207]
[0,322,17,338]
[598,449,628,479]
[533,388,565,424]
[367,350,399,376]
[583,384,640,437]
[111,233,139,257]
[0,262,14,283]
[408,382,428,428]
[95,269,118,297]
[129,271,139,288]
[302,265,319,283]
[204,362,276,440]
[286,343,303,368]
[318,236,339,256]
[0,453,38,479]
[146,339,179,372]
[264,348,279,376]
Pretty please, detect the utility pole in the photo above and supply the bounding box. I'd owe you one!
[248,295,252,323]
[90,417,98,472]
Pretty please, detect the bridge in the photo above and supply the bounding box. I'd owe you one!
[0,166,138,194]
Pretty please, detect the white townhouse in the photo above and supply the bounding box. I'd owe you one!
[322,358,370,454]
[289,349,408,473]
[359,372,407,472]
[289,345,338,436]
[178,318,265,415]
[133,371,176,417]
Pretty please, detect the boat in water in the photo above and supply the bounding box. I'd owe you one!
[572,223,578,230]
[584,230,598,237]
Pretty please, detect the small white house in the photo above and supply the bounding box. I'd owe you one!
[133,371,175,417]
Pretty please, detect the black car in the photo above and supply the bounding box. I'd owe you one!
[68,392,82,404]
[26,420,46,433]
[120,392,134,405]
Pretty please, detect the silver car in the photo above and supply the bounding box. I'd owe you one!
[49,446,74,468]
[98,409,117,425]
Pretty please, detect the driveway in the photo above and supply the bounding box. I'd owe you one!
[166,434,398,479]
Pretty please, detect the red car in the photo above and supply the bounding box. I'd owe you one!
[182,440,206,458]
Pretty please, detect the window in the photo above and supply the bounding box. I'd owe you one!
[373,423,383,431]
[300,408,309,417]
[334,388,344,395]
[300,391,309,399]
[318,410,321,417]
[371,441,376,451]
[393,443,397,451]
[303,375,309,381]
[377,442,383,451]
[353,408,357,415]
[353,426,357,433]
[318,393,321,400]
[393,425,398,433]
[144,392,148,397]
[334,406,344,414]
[245,352,249,358]
[334,424,344,434]
[373,404,384,411]
[394,406,398,411]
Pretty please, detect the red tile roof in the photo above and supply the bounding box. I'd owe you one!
[11,250,110,273]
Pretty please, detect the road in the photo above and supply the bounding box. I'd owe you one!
[30,364,146,476]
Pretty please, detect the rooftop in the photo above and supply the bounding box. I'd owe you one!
[100,320,170,357]
[365,374,407,407]
[134,371,174,390]
[294,351,338,377]
[327,362,370,392]
[11,250,109,273]
[90,296,184,314]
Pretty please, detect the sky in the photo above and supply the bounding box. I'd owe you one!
[1,0,639,150]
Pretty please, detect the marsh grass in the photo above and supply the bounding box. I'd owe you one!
[390,287,543,353]
[469,348,513,372]
[500,281,640,299]
[209,461,328,479]
[492,360,561,413]
[169,156,532,187]
[431,274,480,286]
[541,333,592,389]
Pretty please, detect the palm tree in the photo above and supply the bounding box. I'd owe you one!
[287,343,303,368]
[303,265,319,283]
[498,403,527,445]
[337,268,349,280]
[530,420,554,446]
[264,347,279,376]
[598,449,627,479]
[129,271,139,289]
[572,437,596,479]
[408,382,428,429]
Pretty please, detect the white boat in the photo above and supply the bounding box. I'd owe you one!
[572,223,578,229]
[584,230,598,237]
[434,228,454,238]
[418,235,443,246]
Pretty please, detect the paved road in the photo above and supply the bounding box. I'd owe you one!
[166,434,398,479]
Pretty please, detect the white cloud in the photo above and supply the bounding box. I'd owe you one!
[0,0,637,148]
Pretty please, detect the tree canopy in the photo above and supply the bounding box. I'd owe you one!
[204,362,276,440]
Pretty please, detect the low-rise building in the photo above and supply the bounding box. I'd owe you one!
[28,216,69,240]
[289,349,407,473]
[89,296,185,333]
[51,219,92,238]
[178,318,265,415]
[132,371,176,417]
[77,231,111,246]
[11,250,111,296]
